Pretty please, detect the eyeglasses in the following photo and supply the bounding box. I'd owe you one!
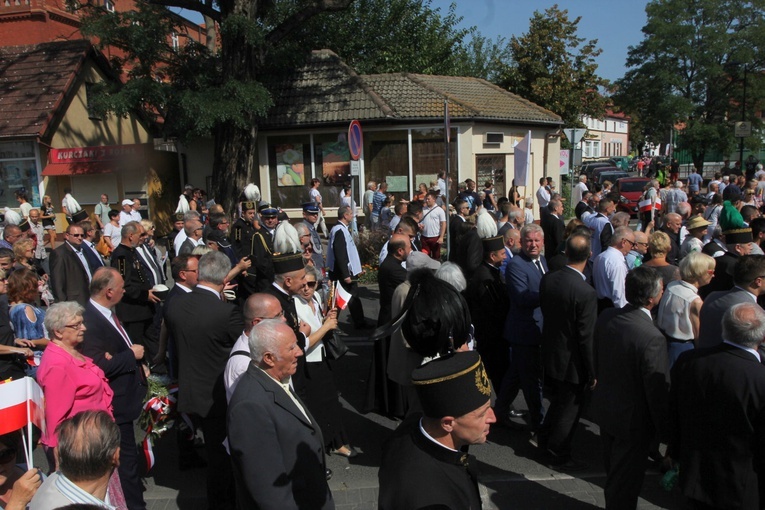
[64,322,84,330]
[68,233,84,238]
[0,447,16,464]
[626,240,636,247]
[305,281,318,288]
[254,310,284,321]
[182,268,197,273]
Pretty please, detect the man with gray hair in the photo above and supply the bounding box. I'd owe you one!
[593,226,636,311]
[30,411,121,509]
[328,205,368,328]
[178,218,204,255]
[363,181,377,231]
[228,320,333,510]
[165,251,244,510]
[173,210,202,256]
[670,302,765,509]
[224,293,286,401]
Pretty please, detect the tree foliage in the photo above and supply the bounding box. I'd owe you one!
[496,5,610,126]
[613,0,765,168]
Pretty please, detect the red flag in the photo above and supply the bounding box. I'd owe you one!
[334,283,353,310]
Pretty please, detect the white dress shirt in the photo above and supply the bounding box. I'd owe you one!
[593,246,628,308]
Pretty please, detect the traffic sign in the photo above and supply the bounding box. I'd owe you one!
[562,128,586,146]
[350,160,360,176]
[348,120,363,161]
[735,121,752,138]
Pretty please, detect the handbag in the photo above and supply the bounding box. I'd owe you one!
[96,235,111,256]
[324,331,349,360]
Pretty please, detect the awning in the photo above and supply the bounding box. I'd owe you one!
[41,161,114,176]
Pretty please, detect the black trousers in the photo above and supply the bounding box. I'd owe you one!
[602,431,650,510]
[193,413,235,510]
[538,379,588,458]
[118,421,146,510]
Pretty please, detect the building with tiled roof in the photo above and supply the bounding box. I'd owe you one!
[0,40,178,228]
[182,49,564,216]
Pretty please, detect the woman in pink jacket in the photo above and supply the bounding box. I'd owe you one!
[36,302,113,469]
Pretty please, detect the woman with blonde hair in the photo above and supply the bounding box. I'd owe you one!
[642,231,681,288]
[657,252,716,366]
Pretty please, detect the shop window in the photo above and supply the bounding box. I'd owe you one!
[313,133,352,208]
[412,127,458,201]
[267,136,312,209]
[363,130,409,201]
[475,155,506,200]
[0,141,40,208]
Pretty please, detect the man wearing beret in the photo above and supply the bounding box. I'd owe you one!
[378,351,495,509]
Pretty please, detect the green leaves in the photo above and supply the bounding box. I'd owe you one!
[496,5,609,126]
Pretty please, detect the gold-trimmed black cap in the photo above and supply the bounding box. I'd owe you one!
[481,235,504,253]
[18,220,30,232]
[724,227,753,244]
[412,351,492,418]
[241,201,257,212]
[173,212,185,222]
[272,252,305,274]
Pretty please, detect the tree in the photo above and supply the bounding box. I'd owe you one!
[613,0,765,169]
[80,0,353,215]
[496,5,610,126]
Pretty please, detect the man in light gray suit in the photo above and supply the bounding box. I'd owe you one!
[698,255,765,349]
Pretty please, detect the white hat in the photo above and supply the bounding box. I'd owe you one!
[122,199,133,206]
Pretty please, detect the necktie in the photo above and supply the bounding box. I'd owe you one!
[535,259,545,276]
[284,383,311,423]
[112,312,132,347]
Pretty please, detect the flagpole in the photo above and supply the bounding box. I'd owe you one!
[24,378,33,468]
[444,100,451,259]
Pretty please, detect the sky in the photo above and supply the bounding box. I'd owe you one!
[428,0,649,82]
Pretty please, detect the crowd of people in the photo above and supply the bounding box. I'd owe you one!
[1,165,765,509]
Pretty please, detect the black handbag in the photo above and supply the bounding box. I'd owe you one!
[324,331,349,360]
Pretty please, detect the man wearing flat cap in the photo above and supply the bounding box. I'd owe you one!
[300,202,325,270]
[378,351,495,509]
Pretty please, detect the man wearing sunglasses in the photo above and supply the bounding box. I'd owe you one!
[593,226,636,312]
[49,224,91,306]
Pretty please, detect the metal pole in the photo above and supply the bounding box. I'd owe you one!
[444,100,451,259]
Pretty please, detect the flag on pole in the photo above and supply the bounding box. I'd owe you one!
[514,131,532,187]
[0,377,46,467]
[334,283,353,310]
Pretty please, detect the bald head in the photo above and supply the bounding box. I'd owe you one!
[243,293,283,333]
[390,234,411,261]
[633,231,648,255]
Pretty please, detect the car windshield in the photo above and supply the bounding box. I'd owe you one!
[600,173,627,184]
[619,181,647,192]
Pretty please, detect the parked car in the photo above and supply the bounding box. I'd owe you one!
[591,166,620,183]
[597,170,630,187]
[615,176,651,217]
[580,160,614,179]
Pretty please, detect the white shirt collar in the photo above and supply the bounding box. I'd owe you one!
[419,417,458,452]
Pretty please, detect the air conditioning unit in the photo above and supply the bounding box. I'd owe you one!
[484,132,504,145]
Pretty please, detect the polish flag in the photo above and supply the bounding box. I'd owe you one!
[0,377,45,436]
[334,284,353,310]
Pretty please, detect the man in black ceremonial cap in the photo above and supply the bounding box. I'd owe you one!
[378,351,495,510]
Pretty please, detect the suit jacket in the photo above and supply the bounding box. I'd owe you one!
[377,255,407,325]
[670,343,765,509]
[575,201,593,220]
[165,286,243,417]
[110,243,154,323]
[227,365,333,510]
[49,242,90,306]
[541,212,565,257]
[465,262,509,349]
[698,287,754,349]
[80,301,146,423]
[503,252,547,345]
[540,266,597,385]
[454,227,482,279]
[251,230,275,292]
[178,237,198,255]
[592,304,670,441]
[699,251,738,299]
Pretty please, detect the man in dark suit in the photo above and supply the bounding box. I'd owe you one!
[49,224,91,306]
[698,255,765,349]
[448,199,470,261]
[495,224,548,431]
[79,220,105,274]
[699,228,754,299]
[165,251,244,510]
[377,234,410,326]
[465,235,509,393]
[111,221,161,362]
[227,320,334,510]
[80,267,148,510]
[541,199,565,257]
[670,302,765,510]
[591,266,670,509]
[537,232,597,471]
[250,204,278,291]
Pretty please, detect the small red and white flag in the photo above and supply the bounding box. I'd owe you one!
[638,197,662,213]
[0,377,46,467]
[334,283,353,310]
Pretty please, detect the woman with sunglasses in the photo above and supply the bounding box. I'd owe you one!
[36,302,113,470]
[0,431,42,510]
[293,264,357,458]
